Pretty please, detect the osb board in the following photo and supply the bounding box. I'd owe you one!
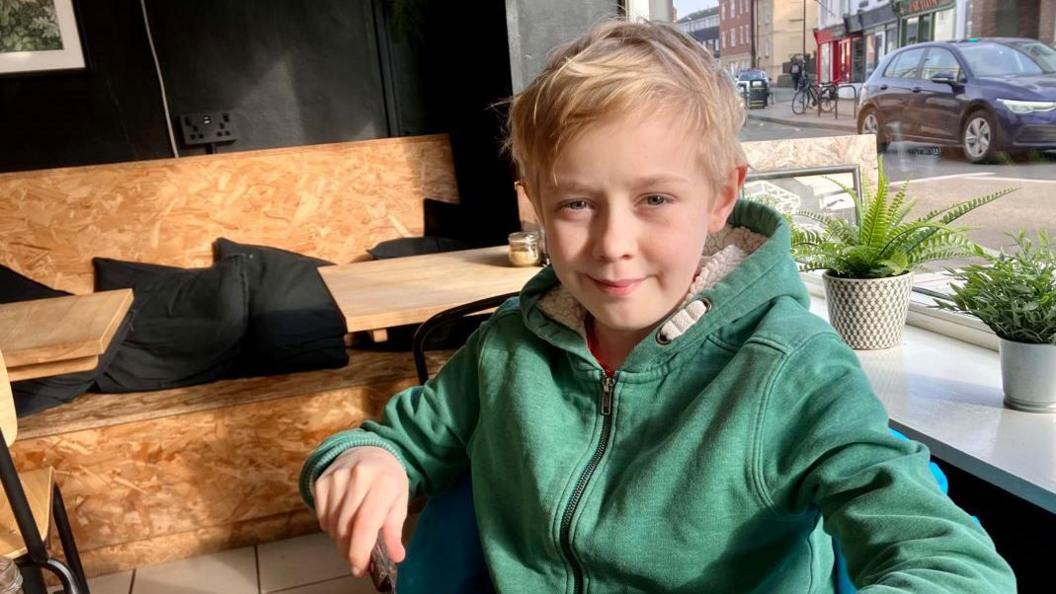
[0,135,459,294]
[742,133,881,189]
[17,350,452,440]
[10,350,452,576]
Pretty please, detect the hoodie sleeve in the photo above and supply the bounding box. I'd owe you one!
[298,319,492,511]
[755,332,1016,593]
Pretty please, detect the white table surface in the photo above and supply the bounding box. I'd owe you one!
[808,296,1056,514]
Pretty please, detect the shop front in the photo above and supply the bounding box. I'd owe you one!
[814,23,845,84]
[860,1,898,78]
[843,13,866,83]
[894,0,956,46]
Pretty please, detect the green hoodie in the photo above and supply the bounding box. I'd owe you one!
[301,201,1015,593]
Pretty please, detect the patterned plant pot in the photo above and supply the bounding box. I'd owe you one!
[823,271,913,350]
[999,339,1056,413]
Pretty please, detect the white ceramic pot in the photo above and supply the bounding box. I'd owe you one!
[999,338,1056,413]
[823,271,913,350]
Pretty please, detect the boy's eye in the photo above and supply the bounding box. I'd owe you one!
[643,194,670,206]
[563,200,590,211]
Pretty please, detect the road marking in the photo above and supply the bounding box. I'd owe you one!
[972,176,1056,184]
[897,172,994,184]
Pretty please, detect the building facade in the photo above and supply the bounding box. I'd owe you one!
[893,0,959,45]
[753,0,819,83]
[720,0,753,73]
[811,0,1055,85]
[966,0,1055,43]
[676,6,721,57]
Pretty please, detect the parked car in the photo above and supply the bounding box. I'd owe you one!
[857,38,1056,162]
[736,68,770,108]
[723,69,747,113]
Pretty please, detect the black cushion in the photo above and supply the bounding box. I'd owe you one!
[0,265,69,302]
[92,256,250,392]
[423,198,471,239]
[214,239,349,376]
[367,236,470,260]
[13,312,134,416]
[0,266,131,416]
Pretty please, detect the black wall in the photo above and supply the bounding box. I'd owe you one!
[0,0,172,171]
[0,0,518,244]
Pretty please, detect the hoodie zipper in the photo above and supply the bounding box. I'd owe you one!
[560,372,616,594]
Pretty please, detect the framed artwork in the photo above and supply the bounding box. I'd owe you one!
[0,0,86,75]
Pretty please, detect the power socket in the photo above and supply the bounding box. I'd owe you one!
[178,111,238,147]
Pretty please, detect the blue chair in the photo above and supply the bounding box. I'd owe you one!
[833,429,955,594]
[392,293,516,594]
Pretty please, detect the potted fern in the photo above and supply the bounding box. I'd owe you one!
[936,232,1056,412]
[790,164,1016,349]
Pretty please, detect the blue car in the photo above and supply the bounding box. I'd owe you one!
[857,38,1056,162]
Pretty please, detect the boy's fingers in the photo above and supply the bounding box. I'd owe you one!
[346,487,391,575]
[313,481,330,531]
[333,474,371,545]
[324,473,353,537]
[381,495,408,563]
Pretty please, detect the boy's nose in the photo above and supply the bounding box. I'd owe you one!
[591,209,636,262]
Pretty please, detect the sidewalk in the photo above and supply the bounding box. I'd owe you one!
[745,86,859,133]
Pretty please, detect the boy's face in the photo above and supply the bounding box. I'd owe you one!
[533,110,742,340]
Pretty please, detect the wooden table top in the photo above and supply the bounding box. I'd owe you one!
[0,289,134,382]
[318,246,541,333]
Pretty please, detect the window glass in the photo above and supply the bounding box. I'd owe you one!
[920,48,961,80]
[884,47,925,79]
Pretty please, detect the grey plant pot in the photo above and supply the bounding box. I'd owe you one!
[999,338,1056,413]
[823,271,913,350]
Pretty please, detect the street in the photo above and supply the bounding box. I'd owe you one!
[738,105,1056,253]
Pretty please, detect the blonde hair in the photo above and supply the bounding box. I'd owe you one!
[506,20,746,198]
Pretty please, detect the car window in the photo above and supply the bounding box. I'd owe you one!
[884,48,926,79]
[1010,41,1056,73]
[920,48,961,80]
[959,42,1056,76]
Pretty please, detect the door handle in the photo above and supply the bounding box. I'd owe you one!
[912,86,921,93]
[879,84,888,90]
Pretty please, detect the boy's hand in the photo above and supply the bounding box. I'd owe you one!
[314,446,409,577]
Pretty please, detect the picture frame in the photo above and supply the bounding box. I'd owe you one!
[0,0,87,76]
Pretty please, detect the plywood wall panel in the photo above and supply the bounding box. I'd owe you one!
[0,135,458,294]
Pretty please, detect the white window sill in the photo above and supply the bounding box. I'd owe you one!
[803,274,1056,514]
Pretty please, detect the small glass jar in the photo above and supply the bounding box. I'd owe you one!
[508,231,541,267]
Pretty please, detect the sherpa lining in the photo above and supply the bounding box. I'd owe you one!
[536,224,767,341]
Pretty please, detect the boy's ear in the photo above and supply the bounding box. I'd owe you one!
[707,164,748,234]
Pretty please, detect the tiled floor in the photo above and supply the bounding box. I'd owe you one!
[81,531,385,594]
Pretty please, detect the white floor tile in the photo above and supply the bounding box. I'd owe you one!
[257,532,350,593]
[88,570,134,594]
[132,546,257,594]
[270,575,377,594]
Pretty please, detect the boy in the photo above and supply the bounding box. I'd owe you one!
[301,21,1015,592]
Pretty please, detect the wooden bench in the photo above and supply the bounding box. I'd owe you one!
[0,135,460,576]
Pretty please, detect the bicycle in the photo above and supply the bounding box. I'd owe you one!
[791,80,837,115]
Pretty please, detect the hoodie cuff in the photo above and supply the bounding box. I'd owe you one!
[298,430,410,511]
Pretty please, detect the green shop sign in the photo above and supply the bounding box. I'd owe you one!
[894,0,955,16]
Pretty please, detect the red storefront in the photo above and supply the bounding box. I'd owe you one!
[814,25,844,84]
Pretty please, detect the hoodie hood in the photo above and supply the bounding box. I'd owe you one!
[518,199,808,373]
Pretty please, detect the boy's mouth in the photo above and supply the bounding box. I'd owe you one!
[590,277,644,297]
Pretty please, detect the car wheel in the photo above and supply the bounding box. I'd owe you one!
[858,108,888,153]
[961,110,1000,164]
